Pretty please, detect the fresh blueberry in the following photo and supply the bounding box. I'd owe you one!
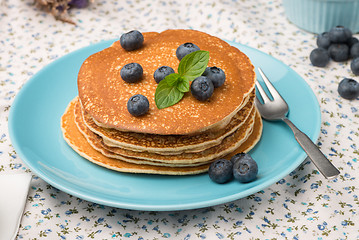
[127,94,149,116]
[338,78,359,100]
[232,153,258,183]
[208,159,233,184]
[347,37,359,48]
[351,57,359,75]
[328,44,349,62]
[120,63,143,83]
[202,66,226,88]
[316,32,331,49]
[153,66,175,83]
[350,43,359,59]
[190,76,214,101]
[309,48,330,67]
[120,30,144,51]
[176,42,200,61]
[230,152,246,165]
[329,26,352,43]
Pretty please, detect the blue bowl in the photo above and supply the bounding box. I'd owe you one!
[283,0,359,34]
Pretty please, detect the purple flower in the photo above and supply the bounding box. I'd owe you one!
[69,0,89,8]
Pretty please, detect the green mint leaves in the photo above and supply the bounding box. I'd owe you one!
[155,50,209,109]
[155,79,184,110]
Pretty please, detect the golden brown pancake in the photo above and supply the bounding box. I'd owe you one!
[62,29,262,175]
[73,97,257,165]
[80,91,256,154]
[225,110,263,158]
[61,98,262,174]
[78,29,255,135]
[62,99,209,174]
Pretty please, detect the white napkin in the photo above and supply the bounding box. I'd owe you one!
[0,173,32,240]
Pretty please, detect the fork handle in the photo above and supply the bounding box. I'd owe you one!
[282,118,340,179]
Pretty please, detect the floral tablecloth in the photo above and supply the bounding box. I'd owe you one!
[1,0,359,239]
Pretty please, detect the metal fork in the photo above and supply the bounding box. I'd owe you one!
[255,68,340,180]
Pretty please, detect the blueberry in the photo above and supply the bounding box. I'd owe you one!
[153,66,175,83]
[328,44,349,62]
[232,153,258,183]
[350,43,359,59]
[120,63,143,83]
[176,42,200,61]
[120,30,144,51]
[202,66,226,88]
[316,32,331,49]
[127,94,149,116]
[347,37,359,48]
[230,152,246,165]
[190,76,214,101]
[329,26,352,43]
[309,48,330,67]
[208,159,233,184]
[351,57,359,75]
[338,78,359,100]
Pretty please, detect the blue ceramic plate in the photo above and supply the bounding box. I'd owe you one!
[9,40,321,211]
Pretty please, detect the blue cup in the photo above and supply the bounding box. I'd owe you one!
[283,0,359,33]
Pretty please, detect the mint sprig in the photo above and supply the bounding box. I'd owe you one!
[155,50,209,109]
[155,80,184,109]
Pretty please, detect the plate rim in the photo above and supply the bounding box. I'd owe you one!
[8,39,321,211]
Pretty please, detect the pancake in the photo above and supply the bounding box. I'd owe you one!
[73,96,257,165]
[225,110,263,158]
[97,111,261,165]
[62,29,262,175]
[62,98,262,173]
[61,98,210,175]
[78,29,256,135]
[81,91,255,154]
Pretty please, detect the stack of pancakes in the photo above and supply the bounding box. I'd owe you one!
[61,29,262,175]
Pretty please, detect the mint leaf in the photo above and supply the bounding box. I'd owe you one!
[155,79,184,109]
[178,50,209,81]
[177,78,190,93]
[154,50,210,109]
[165,73,181,86]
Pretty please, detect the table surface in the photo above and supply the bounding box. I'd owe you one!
[1,0,358,239]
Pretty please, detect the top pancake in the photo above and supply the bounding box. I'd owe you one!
[78,29,255,135]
